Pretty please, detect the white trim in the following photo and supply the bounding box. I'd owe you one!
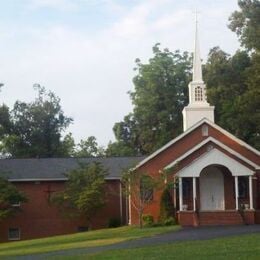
[179,177,183,211]
[176,148,255,177]
[193,177,196,211]
[9,177,121,182]
[249,176,253,210]
[165,137,259,170]
[235,176,239,210]
[135,118,260,169]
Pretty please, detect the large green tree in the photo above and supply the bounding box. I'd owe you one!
[0,85,73,158]
[204,0,260,149]
[52,162,107,227]
[111,44,192,155]
[228,0,260,149]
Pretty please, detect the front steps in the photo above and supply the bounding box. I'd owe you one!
[198,211,244,225]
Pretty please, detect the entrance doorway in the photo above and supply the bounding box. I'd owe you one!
[200,166,224,210]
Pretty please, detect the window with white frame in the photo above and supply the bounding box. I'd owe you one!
[8,228,20,240]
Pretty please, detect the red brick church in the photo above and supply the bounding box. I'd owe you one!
[0,22,260,242]
[129,21,260,226]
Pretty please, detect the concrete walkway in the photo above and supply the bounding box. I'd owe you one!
[14,225,260,260]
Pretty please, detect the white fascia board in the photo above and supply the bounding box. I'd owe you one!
[165,137,260,170]
[176,148,255,177]
[204,119,260,156]
[134,118,259,170]
[9,178,68,182]
[134,118,208,169]
[9,177,120,182]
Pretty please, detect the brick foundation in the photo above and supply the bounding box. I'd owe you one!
[178,211,199,226]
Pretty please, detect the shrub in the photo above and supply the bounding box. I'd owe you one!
[164,217,176,226]
[159,188,175,223]
[108,217,121,228]
[142,214,154,227]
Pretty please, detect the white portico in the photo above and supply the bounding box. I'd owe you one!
[176,148,255,213]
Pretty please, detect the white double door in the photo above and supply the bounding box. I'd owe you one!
[200,167,224,211]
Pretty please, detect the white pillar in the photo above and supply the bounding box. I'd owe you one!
[235,176,239,210]
[193,177,196,211]
[179,177,183,211]
[249,175,253,210]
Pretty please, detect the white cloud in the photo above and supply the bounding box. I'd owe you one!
[0,0,240,146]
[27,0,79,11]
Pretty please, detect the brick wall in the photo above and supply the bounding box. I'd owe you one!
[0,179,125,242]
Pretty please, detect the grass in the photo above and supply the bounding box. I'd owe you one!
[57,233,260,260]
[0,225,179,257]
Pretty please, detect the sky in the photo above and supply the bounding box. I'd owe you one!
[0,0,240,146]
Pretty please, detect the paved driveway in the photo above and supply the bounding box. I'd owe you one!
[15,225,260,260]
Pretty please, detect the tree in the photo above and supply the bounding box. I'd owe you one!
[122,169,162,228]
[111,44,192,155]
[106,140,137,157]
[51,162,107,227]
[0,176,27,220]
[229,0,260,51]
[0,85,73,158]
[74,136,105,157]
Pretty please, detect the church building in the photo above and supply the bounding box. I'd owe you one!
[129,21,260,226]
[0,21,259,243]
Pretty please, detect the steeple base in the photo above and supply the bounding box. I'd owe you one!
[182,106,215,131]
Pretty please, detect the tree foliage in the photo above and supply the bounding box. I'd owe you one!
[122,169,162,228]
[74,136,105,157]
[111,44,192,155]
[0,176,27,220]
[229,0,260,51]
[204,48,259,146]
[51,162,107,226]
[0,85,73,158]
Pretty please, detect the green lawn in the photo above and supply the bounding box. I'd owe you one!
[0,225,179,257]
[58,233,260,260]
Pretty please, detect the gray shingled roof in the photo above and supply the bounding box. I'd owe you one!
[0,157,145,181]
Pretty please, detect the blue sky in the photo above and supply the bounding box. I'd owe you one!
[0,0,240,146]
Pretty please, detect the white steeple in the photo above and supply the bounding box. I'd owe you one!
[192,14,203,82]
[182,14,215,131]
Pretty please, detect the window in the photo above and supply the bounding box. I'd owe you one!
[11,201,21,207]
[183,178,191,199]
[8,228,20,241]
[140,176,153,202]
[77,226,88,232]
[238,177,248,198]
[195,86,203,101]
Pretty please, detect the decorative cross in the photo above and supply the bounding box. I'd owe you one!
[44,185,56,203]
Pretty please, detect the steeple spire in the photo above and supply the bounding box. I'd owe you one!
[182,12,215,131]
[192,12,203,82]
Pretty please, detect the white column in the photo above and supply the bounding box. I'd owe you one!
[193,177,196,211]
[179,177,183,211]
[249,175,253,210]
[235,176,239,210]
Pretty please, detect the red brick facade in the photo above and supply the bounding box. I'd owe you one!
[0,179,126,242]
[130,121,260,226]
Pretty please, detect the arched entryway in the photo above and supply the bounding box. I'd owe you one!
[200,165,225,211]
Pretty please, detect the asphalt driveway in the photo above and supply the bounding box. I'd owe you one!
[15,225,260,259]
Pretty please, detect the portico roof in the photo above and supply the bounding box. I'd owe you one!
[176,148,255,177]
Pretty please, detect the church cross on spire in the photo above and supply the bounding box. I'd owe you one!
[192,11,203,82]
